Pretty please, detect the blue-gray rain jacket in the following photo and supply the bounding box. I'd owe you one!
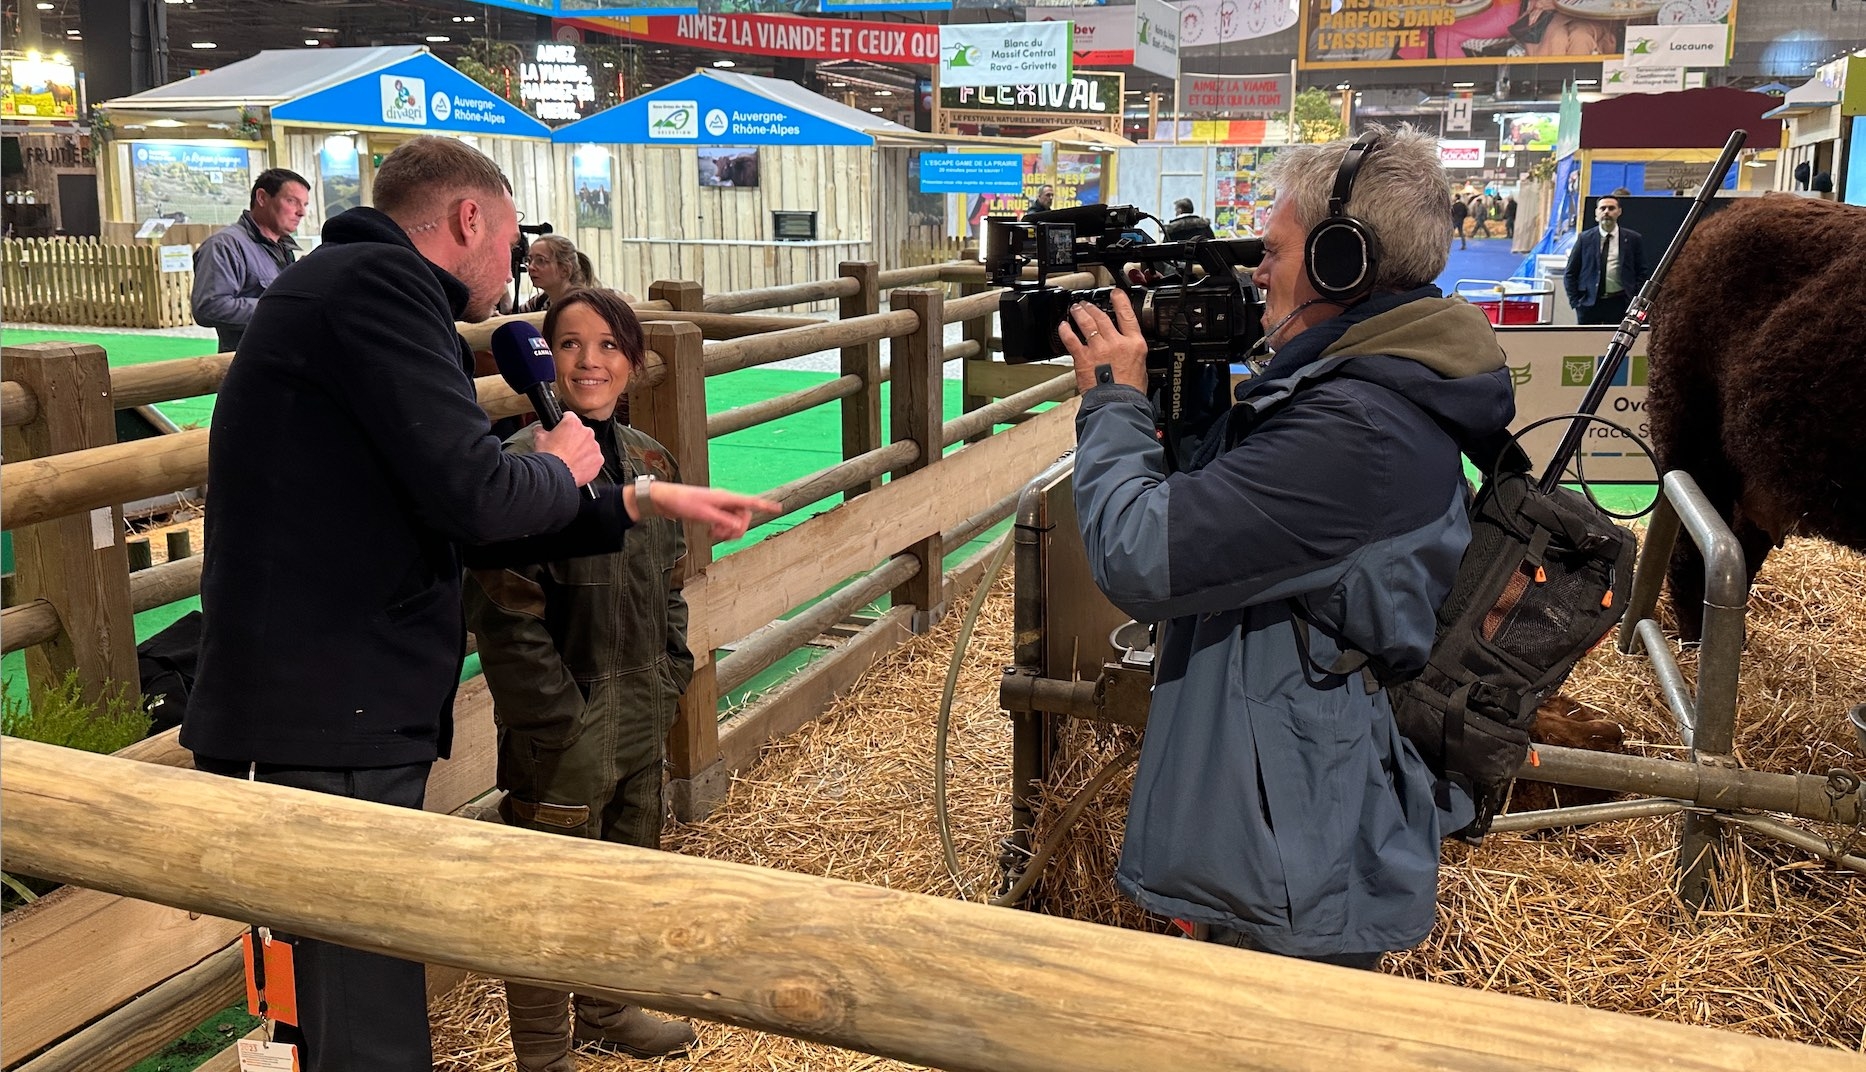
[191,210,300,351]
[1073,286,1515,958]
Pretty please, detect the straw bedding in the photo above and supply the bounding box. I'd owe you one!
[431,537,1866,1068]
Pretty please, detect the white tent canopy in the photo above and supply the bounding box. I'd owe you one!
[100,46,423,126]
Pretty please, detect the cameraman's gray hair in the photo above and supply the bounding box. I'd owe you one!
[1263,124,1451,292]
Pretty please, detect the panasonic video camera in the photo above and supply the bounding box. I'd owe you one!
[984,204,1267,468]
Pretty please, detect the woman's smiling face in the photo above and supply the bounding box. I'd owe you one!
[549,301,632,421]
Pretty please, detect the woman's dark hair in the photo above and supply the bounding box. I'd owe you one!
[542,287,645,371]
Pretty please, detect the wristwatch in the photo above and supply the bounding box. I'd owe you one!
[634,474,658,518]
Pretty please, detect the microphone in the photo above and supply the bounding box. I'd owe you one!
[489,320,596,498]
[490,321,564,429]
[1244,298,1345,367]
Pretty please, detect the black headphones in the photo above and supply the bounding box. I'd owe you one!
[1304,131,1383,302]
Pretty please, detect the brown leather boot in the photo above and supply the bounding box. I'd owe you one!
[571,995,696,1058]
[506,983,576,1072]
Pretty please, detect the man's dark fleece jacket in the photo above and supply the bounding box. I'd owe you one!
[183,207,630,769]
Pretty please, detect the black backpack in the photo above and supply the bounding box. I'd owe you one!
[1383,435,1636,842]
[1229,355,1638,843]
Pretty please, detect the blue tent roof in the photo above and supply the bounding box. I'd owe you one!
[552,70,913,146]
[269,50,549,138]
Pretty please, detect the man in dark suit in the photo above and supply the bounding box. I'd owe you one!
[1563,195,1650,325]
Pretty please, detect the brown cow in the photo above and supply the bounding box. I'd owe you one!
[711,152,759,188]
[1508,694,1626,816]
[1646,195,1866,639]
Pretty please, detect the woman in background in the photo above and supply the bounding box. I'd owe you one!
[521,234,625,312]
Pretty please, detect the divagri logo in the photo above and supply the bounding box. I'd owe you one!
[648,100,698,139]
[430,90,451,122]
[1628,36,1655,55]
[381,74,427,125]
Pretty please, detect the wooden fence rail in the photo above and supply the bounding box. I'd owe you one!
[1,239,193,329]
[6,738,1858,1072]
[0,258,1073,1071]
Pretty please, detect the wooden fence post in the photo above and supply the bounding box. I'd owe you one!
[648,279,705,313]
[633,320,723,820]
[838,261,882,498]
[886,287,946,631]
[0,343,138,712]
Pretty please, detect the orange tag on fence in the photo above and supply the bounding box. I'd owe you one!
[242,931,300,1027]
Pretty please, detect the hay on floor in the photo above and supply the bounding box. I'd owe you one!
[432,538,1866,1068]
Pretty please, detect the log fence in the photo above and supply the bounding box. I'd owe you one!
[2,259,1857,1072]
[5,737,1862,1072]
[0,259,1076,1071]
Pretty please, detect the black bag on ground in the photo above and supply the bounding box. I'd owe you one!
[137,610,203,734]
[1385,435,1636,843]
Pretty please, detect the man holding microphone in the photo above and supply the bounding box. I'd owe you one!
[182,136,774,1071]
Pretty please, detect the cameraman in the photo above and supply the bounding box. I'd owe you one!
[1059,126,1514,968]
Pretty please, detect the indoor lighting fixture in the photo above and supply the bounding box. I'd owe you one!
[191,41,217,49]
[830,81,848,87]
[869,106,883,112]
[34,3,53,10]
[304,38,319,45]
[1574,78,1598,85]
[64,27,79,35]
[1335,82,1350,90]
[425,35,449,42]
[305,26,339,33]
[1451,81,1475,88]
[875,89,892,96]
[713,59,736,67]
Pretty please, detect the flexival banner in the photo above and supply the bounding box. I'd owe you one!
[936,71,1125,131]
[584,15,940,64]
[1026,7,1136,66]
[271,52,550,137]
[939,22,1074,88]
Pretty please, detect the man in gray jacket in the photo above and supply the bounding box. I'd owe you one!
[1057,126,1515,968]
[191,167,308,352]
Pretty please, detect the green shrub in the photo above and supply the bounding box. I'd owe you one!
[2,670,151,754]
[1,672,152,912]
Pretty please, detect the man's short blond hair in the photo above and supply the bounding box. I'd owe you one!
[372,136,511,221]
